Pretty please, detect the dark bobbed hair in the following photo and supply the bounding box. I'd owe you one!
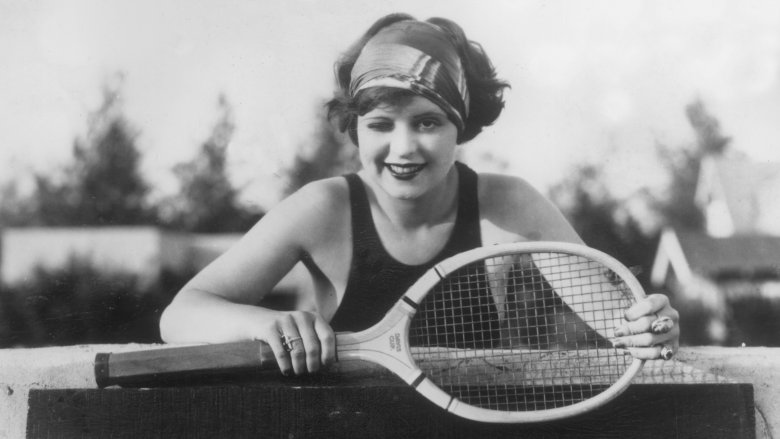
[326,13,510,145]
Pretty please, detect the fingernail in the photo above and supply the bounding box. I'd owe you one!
[611,338,626,348]
[613,327,625,337]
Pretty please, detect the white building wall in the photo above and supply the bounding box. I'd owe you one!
[0,228,306,305]
[0,227,191,285]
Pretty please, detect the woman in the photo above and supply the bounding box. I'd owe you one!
[160,13,679,376]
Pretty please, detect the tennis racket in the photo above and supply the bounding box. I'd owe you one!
[95,241,645,423]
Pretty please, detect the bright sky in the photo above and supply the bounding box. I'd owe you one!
[2,0,779,210]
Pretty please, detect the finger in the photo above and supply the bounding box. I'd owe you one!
[613,325,680,349]
[264,327,293,376]
[626,342,679,361]
[278,315,306,376]
[613,315,657,337]
[615,314,675,336]
[314,315,336,367]
[611,331,656,348]
[625,346,664,361]
[624,294,670,321]
[293,313,322,373]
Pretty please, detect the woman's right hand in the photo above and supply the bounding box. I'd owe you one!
[253,310,337,376]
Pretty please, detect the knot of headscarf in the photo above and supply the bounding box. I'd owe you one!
[349,20,470,131]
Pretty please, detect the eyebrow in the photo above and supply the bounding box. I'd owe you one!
[412,111,447,119]
[362,109,447,118]
[360,101,449,120]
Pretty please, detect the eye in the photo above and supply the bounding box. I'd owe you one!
[366,121,393,132]
[417,118,442,131]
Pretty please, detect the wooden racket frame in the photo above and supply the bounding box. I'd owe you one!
[343,241,646,422]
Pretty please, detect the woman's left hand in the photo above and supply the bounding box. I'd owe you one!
[611,293,680,360]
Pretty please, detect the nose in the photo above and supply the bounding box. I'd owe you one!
[388,125,417,158]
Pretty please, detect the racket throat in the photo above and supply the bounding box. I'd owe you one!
[334,303,421,384]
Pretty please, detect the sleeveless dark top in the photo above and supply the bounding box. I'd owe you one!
[329,162,482,332]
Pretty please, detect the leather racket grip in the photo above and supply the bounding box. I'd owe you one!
[94,341,277,388]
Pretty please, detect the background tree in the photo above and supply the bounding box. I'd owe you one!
[0,257,190,347]
[548,98,732,279]
[282,103,361,196]
[0,181,36,227]
[68,106,151,225]
[652,98,732,231]
[162,95,262,233]
[1,78,155,226]
[548,163,655,278]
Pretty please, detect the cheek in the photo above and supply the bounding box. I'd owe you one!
[429,131,459,161]
[356,134,383,165]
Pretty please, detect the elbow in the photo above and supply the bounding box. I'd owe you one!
[158,300,180,343]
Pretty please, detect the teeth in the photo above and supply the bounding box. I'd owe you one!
[387,164,425,175]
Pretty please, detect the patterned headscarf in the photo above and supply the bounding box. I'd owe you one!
[349,20,470,131]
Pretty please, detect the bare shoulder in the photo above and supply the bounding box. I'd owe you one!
[477,172,582,245]
[278,177,349,220]
[191,176,350,302]
[256,176,350,249]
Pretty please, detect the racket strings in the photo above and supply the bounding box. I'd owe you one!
[409,251,637,412]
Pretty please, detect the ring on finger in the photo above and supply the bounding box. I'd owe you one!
[281,334,303,353]
[651,316,674,335]
[660,344,674,361]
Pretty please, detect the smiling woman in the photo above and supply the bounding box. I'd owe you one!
[159,12,681,377]
[356,94,459,201]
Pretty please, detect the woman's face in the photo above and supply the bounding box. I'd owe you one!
[356,94,459,201]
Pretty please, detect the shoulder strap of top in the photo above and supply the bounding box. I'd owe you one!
[450,161,482,251]
[343,173,380,259]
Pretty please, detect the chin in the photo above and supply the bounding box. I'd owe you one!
[384,184,423,200]
[379,176,429,200]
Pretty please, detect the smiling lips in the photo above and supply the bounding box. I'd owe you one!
[386,163,426,180]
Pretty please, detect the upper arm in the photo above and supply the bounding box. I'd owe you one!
[479,173,583,245]
[179,178,348,305]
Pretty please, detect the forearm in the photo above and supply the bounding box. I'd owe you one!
[159,288,280,344]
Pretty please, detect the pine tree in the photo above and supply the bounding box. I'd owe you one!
[282,102,360,196]
[164,95,262,233]
[653,98,731,230]
[17,77,154,226]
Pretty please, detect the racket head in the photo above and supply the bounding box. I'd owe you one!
[401,241,646,423]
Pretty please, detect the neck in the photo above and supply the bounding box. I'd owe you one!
[366,167,460,230]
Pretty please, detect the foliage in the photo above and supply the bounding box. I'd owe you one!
[161,95,262,233]
[651,98,731,231]
[652,142,705,231]
[0,182,36,228]
[685,99,732,156]
[0,258,192,347]
[672,290,780,347]
[70,118,151,225]
[548,99,732,281]
[282,102,361,196]
[0,80,155,227]
[0,85,263,231]
[0,86,269,347]
[548,163,655,276]
[727,296,780,346]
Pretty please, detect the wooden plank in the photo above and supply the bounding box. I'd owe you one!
[27,377,754,439]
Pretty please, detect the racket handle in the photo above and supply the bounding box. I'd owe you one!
[94,341,276,388]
